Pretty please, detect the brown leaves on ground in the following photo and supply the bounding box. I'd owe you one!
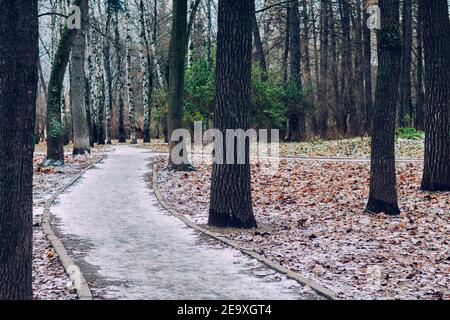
[155,156,449,300]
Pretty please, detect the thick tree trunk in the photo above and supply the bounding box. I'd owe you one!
[399,0,413,127]
[208,0,257,229]
[46,0,85,165]
[70,0,90,155]
[0,0,38,300]
[420,0,450,191]
[366,0,401,216]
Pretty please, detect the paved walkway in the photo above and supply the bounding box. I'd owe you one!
[51,145,317,300]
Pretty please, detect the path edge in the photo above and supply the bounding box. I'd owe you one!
[42,154,107,301]
[150,159,340,300]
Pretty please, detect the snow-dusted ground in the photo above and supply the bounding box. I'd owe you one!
[32,145,109,300]
[50,145,320,300]
[155,156,449,300]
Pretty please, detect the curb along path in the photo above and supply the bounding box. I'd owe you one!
[48,145,321,300]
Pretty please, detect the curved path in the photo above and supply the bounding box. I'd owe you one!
[51,145,318,300]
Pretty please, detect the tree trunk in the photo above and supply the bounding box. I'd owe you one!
[168,0,191,168]
[366,0,401,216]
[208,0,257,229]
[363,4,373,133]
[253,14,268,80]
[340,0,356,136]
[420,0,450,191]
[114,11,126,143]
[301,0,311,82]
[288,0,306,141]
[353,0,365,134]
[139,0,152,143]
[414,2,424,131]
[399,0,413,127]
[281,5,290,86]
[103,9,113,145]
[46,0,86,165]
[125,0,137,144]
[70,0,90,155]
[317,0,329,138]
[0,0,37,300]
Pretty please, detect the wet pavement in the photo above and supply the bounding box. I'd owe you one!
[51,145,319,300]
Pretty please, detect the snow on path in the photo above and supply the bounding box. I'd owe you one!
[51,145,318,300]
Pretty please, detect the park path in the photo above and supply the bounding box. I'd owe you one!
[51,145,318,300]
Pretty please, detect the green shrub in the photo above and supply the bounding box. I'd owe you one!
[395,127,424,140]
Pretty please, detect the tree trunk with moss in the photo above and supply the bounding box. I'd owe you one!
[46,0,85,165]
[0,0,38,300]
[70,0,90,155]
[366,0,401,216]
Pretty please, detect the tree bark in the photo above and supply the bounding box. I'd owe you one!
[114,11,126,143]
[139,0,152,143]
[70,0,90,155]
[253,14,268,80]
[288,0,306,141]
[363,4,373,133]
[0,0,38,300]
[208,0,257,229]
[420,0,450,191]
[168,0,190,168]
[103,8,113,145]
[317,0,329,138]
[366,0,401,216]
[414,2,424,131]
[46,0,85,165]
[340,0,356,136]
[125,0,137,144]
[399,0,413,127]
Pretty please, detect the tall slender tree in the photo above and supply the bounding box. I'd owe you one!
[414,2,424,131]
[208,0,257,229]
[363,0,373,132]
[114,10,127,143]
[0,0,38,299]
[399,0,413,127]
[125,0,138,144]
[288,0,305,141]
[167,0,192,169]
[420,0,450,191]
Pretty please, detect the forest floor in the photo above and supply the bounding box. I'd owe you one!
[32,143,110,300]
[153,137,449,300]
